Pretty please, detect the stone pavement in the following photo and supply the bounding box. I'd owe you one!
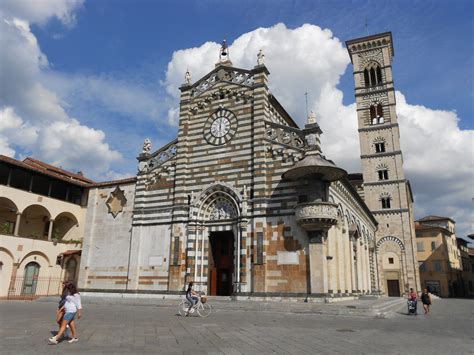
[0,298,472,354]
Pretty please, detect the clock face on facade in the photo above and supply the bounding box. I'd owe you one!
[204,109,238,145]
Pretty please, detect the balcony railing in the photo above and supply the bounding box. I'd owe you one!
[295,202,338,231]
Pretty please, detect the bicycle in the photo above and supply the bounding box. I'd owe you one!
[178,296,212,318]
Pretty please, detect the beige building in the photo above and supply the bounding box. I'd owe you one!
[346,32,420,296]
[415,215,463,297]
[0,156,89,298]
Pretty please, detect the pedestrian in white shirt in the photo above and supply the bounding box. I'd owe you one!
[48,283,82,344]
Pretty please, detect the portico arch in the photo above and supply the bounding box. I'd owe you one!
[18,204,52,240]
[0,197,19,235]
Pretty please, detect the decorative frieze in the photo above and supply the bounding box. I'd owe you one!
[191,68,254,98]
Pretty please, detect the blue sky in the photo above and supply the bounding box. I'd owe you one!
[0,0,472,236]
[36,0,473,126]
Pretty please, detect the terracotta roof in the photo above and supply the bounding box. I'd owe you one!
[416,215,455,223]
[23,157,94,184]
[89,177,137,187]
[61,250,82,256]
[415,224,452,235]
[0,155,91,187]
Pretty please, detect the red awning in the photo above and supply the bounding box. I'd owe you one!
[61,250,81,256]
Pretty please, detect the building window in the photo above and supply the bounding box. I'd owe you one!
[431,241,437,251]
[419,262,427,272]
[417,242,424,252]
[388,257,394,264]
[381,197,391,209]
[433,261,442,272]
[375,142,386,153]
[256,232,264,264]
[378,170,389,181]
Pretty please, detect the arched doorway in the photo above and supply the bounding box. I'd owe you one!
[190,182,243,296]
[22,262,40,295]
[376,236,405,297]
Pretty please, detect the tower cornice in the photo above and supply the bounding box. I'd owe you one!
[346,32,394,63]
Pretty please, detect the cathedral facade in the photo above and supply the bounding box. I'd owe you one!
[78,32,419,298]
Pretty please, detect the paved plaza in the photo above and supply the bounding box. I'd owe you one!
[0,298,472,354]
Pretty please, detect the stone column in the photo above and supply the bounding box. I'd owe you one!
[349,237,357,293]
[8,263,20,296]
[360,241,367,292]
[356,240,363,292]
[14,212,21,236]
[327,229,337,294]
[365,244,371,292]
[344,233,352,294]
[47,219,54,241]
[308,231,328,295]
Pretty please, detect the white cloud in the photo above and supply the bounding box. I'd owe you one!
[163,23,473,236]
[1,0,83,26]
[42,72,163,122]
[0,1,122,179]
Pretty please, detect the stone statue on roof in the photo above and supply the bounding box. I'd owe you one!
[142,138,152,154]
[257,49,265,66]
[184,69,192,85]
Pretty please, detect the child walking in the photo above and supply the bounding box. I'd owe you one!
[48,283,82,344]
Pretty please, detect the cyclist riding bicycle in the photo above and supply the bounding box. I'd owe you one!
[185,282,199,316]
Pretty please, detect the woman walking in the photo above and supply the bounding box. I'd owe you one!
[55,282,68,334]
[421,288,432,315]
[48,283,82,344]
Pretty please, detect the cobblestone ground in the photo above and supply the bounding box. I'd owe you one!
[0,298,472,354]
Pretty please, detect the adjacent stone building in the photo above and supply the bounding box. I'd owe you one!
[415,215,463,297]
[78,32,420,299]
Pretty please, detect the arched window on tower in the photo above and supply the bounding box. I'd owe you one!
[381,196,391,209]
[377,104,384,123]
[370,68,376,86]
[370,103,385,125]
[370,105,377,124]
[364,63,383,87]
[376,66,383,84]
[364,69,370,87]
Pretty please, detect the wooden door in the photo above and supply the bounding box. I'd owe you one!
[387,279,400,297]
[22,262,40,295]
[209,231,234,296]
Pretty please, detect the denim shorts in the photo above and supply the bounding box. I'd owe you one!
[63,312,76,321]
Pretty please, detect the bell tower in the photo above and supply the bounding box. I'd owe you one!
[346,32,420,295]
